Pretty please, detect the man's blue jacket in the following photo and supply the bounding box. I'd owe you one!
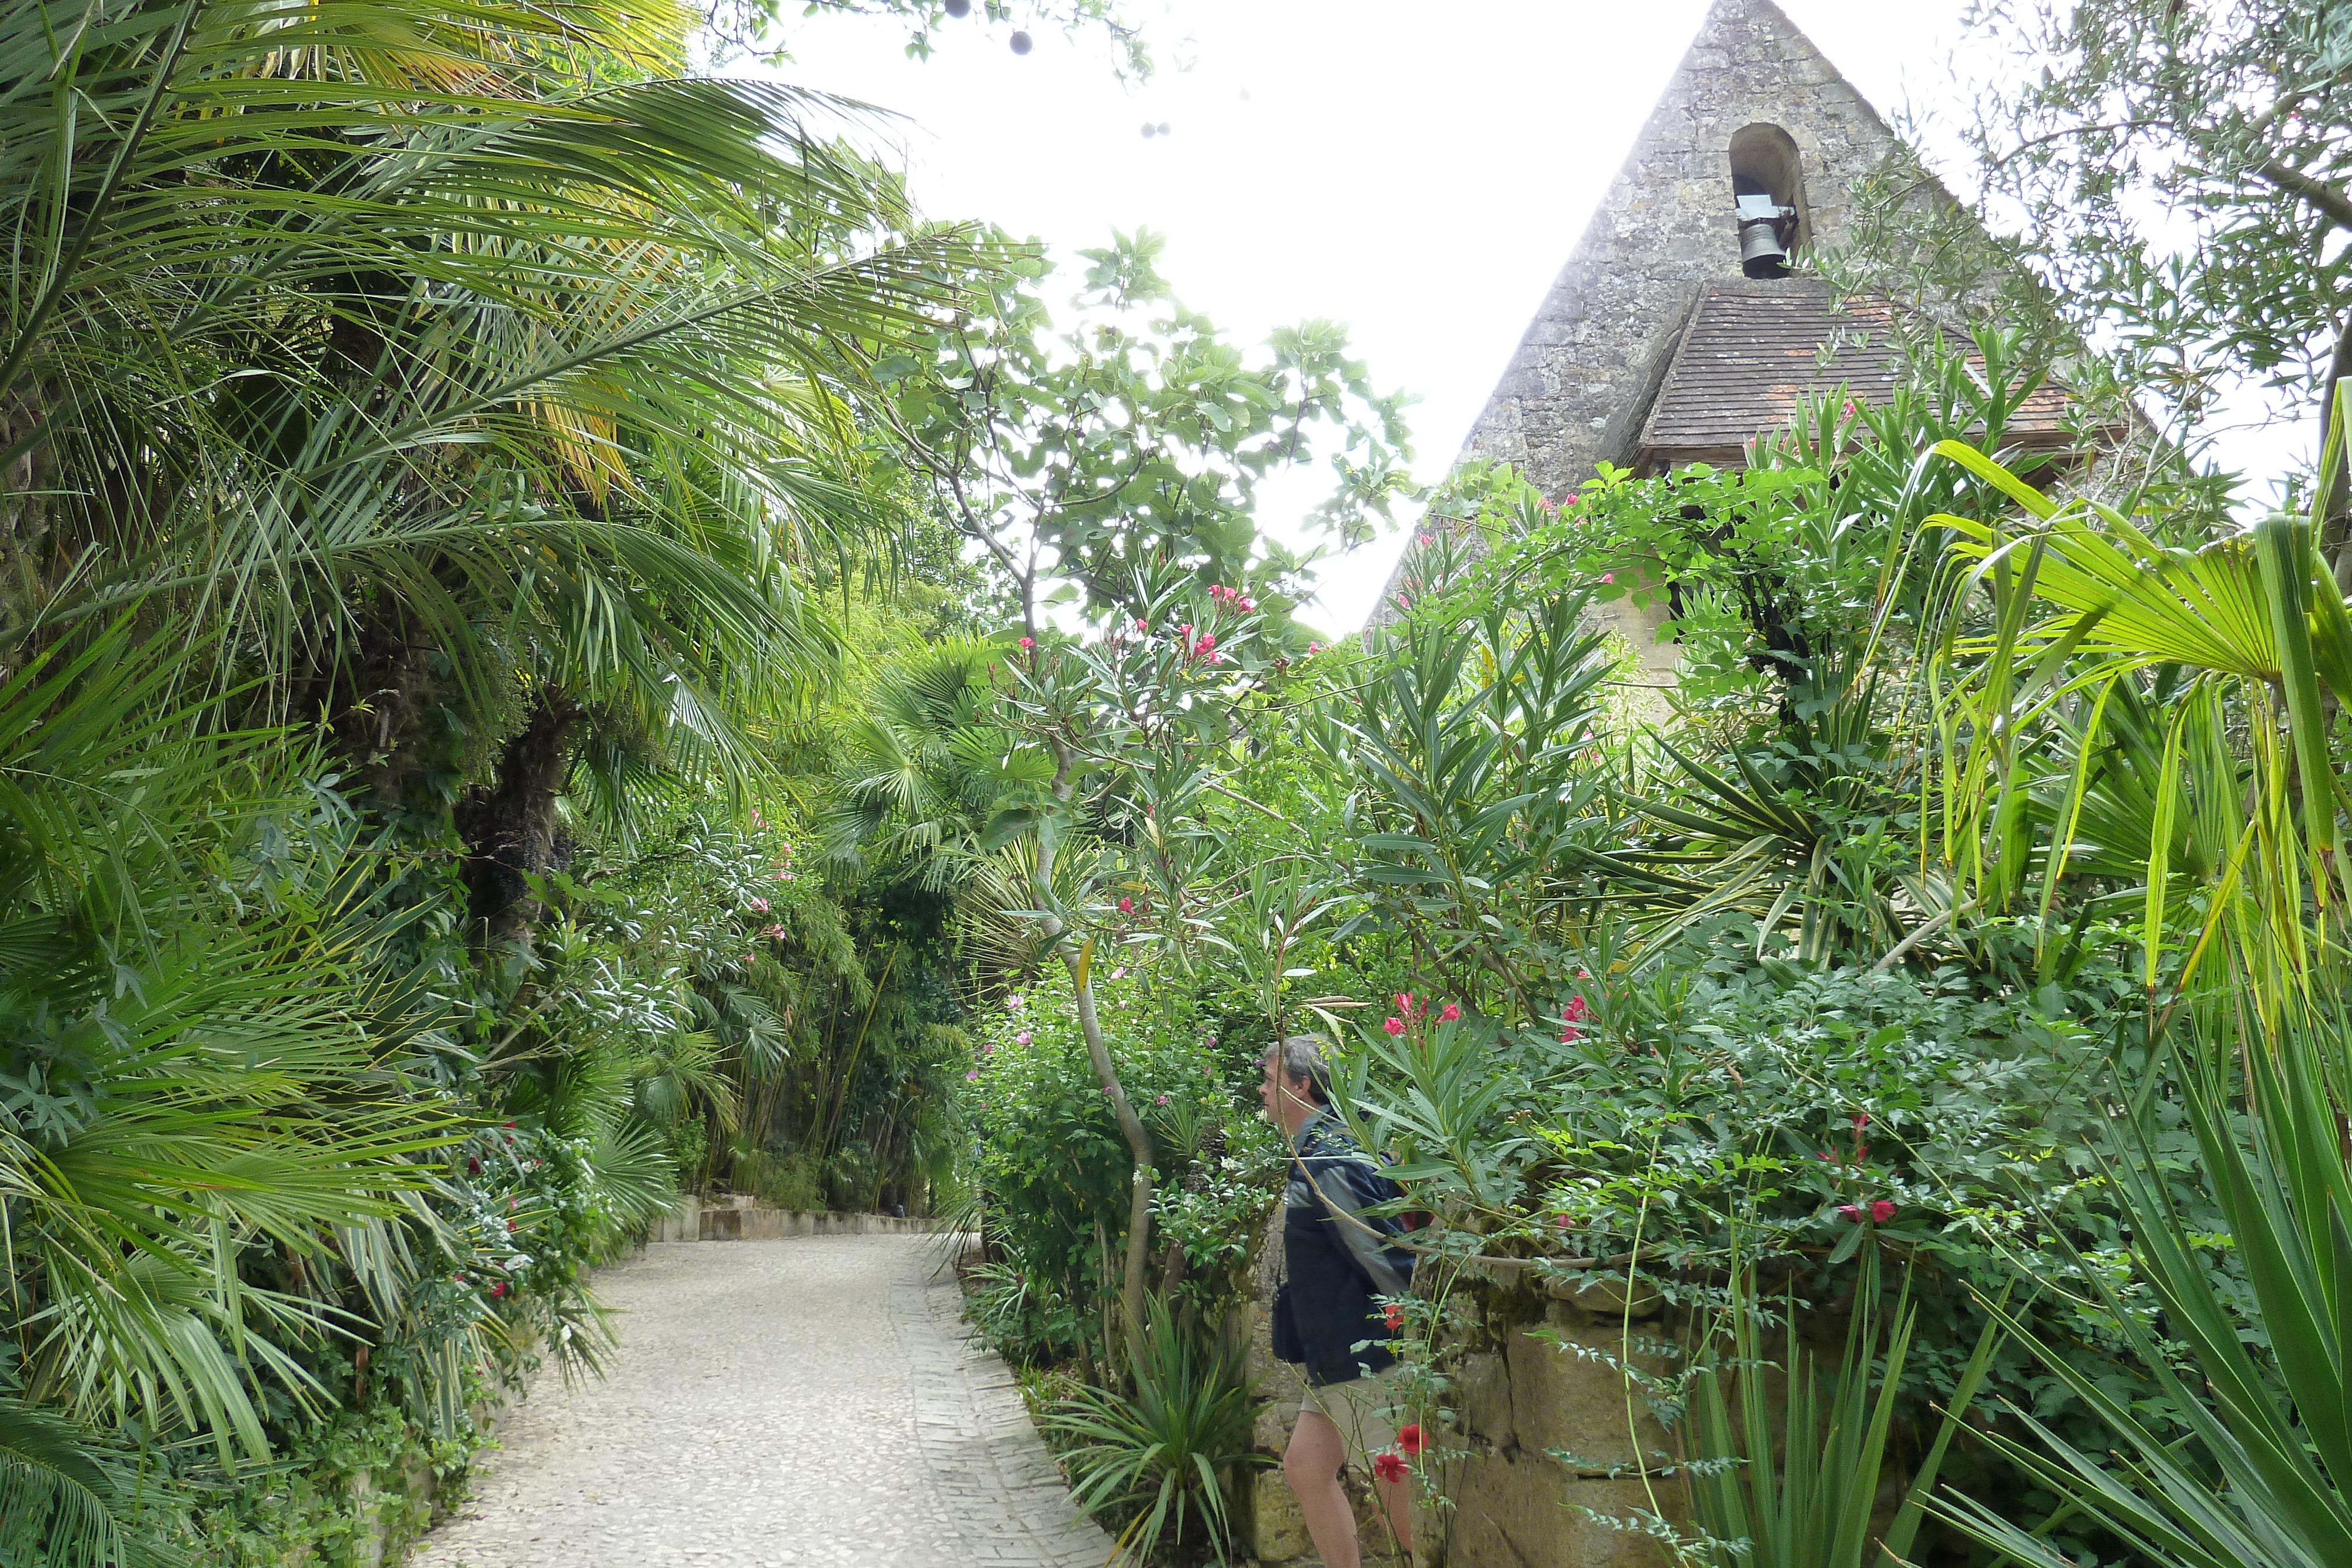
[1272,1106,1416,1388]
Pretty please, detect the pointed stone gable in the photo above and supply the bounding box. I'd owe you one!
[1368,0,1906,634]
[1458,0,1899,494]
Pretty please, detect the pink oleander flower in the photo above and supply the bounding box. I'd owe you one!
[1307,641,1321,655]
[1014,1031,1031,1046]
[966,1070,980,1081]
[1562,995,1589,1023]
[1382,1016,1406,1037]
[1600,573,1615,584]
[1417,532,1434,546]
[1395,992,1416,1015]
[1239,596,1255,611]
[762,924,784,940]
[750,809,764,827]
[743,953,757,965]
[1118,897,1133,914]
[749,897,769,913]
[1019,636,1034,649]
[1564,493,1580,506]
[1440,1002,1461,1022]
[1135,617,1148,631]
[1872,1198,1897,1222]
[1006,994,1025,1011]
[1851,1111,1870,1132]
[1560,1025,1581,1043]
[1110,966,1127,980]
[1394,594,1411,610]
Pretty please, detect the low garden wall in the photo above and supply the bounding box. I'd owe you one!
[1239,1208,1683,1568]
[650,1195,947,1242]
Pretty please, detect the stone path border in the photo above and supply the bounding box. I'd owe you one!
[406,1233,1114,1568]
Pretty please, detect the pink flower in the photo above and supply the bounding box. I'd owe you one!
[750,809,764,827]
[1600,572,1615,584]
[1394,594,1411,610]
[1154,1094,1170,1106]
[1014,1031,1031,1047]
[965,1070,980,1081]
[981,1043,994,1055]
[1239,596,1255,611]
[1135,617,1148,631]
[1562,995,1589,1023]
[490,1281,508,1299]
[1382,1017,1406,1037]
[1197,632,1216,651]
[1539,497,1558,513]
[1560,1026,1581,1042]
[1839,1203,1863,1221]
[1110,966,1127,980]
[774,870,790,881]
[1553,1213,1574,1228]
[762,924,784,940]
[1851,1111,1870,1132]
[1118,897,1134,914]
[1019,636,1035,649]
[1872,1198,1897,1222]
[1395,992,1416,1015]
[1563,493,1579,506]
[748,897,769,913]
[1006,994,1025,1011]
[1372,1451,1409,1485]
[1417,532,1434,546]
[1440,1002,1461,1022]
[1307,642,1321,655]
[743,953,757,965]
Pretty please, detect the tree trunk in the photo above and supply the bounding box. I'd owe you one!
[1035,744,1155,1376]
[455,690,580,951]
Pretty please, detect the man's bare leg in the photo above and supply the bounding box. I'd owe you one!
[1284,1410,1362,1568]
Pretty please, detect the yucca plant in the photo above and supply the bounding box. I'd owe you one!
[1935,1005,2352,1568]
[1044,1295,1263,1566]
[1685,1252,1997,1568]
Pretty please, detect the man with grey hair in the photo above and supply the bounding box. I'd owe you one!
[1259,1035,1415,1567]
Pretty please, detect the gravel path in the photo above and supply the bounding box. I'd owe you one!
[407,1234,1115,1568]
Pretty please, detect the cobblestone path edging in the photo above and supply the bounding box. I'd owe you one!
[407,1233,1114,1567]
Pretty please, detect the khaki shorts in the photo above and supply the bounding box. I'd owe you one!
[1299,1365,1405,1472]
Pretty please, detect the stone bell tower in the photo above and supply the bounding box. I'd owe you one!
[1368,0,2076,641]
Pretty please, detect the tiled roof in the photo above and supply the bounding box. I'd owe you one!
[1634,280,2080,468]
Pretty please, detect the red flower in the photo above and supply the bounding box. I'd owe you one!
[1838,1203,1863,1221]
[1850,1111,1870,1132]
[1372,1451,1409,1484]
[1397,1423,1426,1457]
[1871,1198,1897,1223]
[1118,897,1134,914]
[1382,1017,1406,1037]
[1561,995,1589,1023]
[489,1281,509,1299]
[1018,636,1034,649]
[506,1219,518,1233]
[1439,1002,1461,1022]
[1383,1303,1405,1330]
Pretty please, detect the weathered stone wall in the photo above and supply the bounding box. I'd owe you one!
[1458,0,1899,497]
[1238,1209,1685,1568]
[1370,0,1907,643]
[651,1195,945,1242]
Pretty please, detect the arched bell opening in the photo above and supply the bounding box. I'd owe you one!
[1728,123,1808,279]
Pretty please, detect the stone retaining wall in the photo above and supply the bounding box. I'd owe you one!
[1240,1207,1683,1568]
[650,1195,945,1243]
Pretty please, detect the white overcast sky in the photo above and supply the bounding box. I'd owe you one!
[744,2,2313,635]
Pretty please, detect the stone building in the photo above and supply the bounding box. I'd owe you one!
[1365,0,2072,654]
[1254,6,2012,1566]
